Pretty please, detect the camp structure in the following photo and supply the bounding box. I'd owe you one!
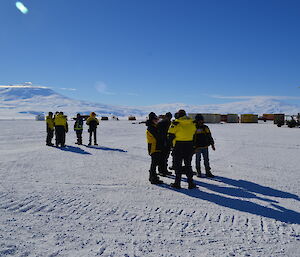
[240,114,258,123]
[101,116,109,120]
[201,114,221,123]
[221,115,228,122]
[188,113,221,123]
[262,114,275,120]
[273,114,285,125]
[35,114,45,121]
[128,116,136,121]
[226,114,239,123]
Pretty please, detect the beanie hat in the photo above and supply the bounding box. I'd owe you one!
[165,112,172,119]
[195,114,204,121]
[148,112,158,121]
[177,109,186,118]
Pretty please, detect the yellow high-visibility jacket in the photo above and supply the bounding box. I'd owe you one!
[54,114,68,130]
[146,121,162,155]
[46,116,54,130]
[168,116,197,145]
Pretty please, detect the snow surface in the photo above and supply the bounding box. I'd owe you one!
[1,86,300,119]
[0,120,299,256]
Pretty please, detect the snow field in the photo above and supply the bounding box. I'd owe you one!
[0,120,299,256]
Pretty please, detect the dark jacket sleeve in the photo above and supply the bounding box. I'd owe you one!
[206,126,214,145]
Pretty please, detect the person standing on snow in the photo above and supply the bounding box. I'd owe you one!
[46,112,55,146]
[193,114,215,178]
[157,112,173,176]
[54,112,68,147]
[168,109,197,189]
[86,112,99,146]
[74,113,83,145]
[146,112,164,184]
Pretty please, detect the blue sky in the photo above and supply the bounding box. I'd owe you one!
[1,0,300,106]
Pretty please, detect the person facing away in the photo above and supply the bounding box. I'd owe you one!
[74,113,83,145]
[193,114,215,178]
[46,112,55,146]
[54,112,68,147]
[156,112,173,176]
[168,109,197,189]
[146,112,164,184]
[86,112,99,146]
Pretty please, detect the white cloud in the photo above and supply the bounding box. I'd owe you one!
[59,88,77,91]
[95,82,115,95]
[210,95,300,101]
[0,85,48,89]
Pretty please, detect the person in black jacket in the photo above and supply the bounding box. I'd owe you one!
[74,113,83,145]
[194,114,215,177]
[157,112,173,176]
[146,112,164,184]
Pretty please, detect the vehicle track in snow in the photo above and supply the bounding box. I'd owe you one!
[0,188,299,257]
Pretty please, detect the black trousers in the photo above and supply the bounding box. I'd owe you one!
[173,141,194,185]
[46,129,54,145]
[89,129,97,144]
[55,126,66,146]
[76,130,83,144]
[149,152,163,180]
[158,146,171,173]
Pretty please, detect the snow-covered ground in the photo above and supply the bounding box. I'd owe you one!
[0,120,299,256]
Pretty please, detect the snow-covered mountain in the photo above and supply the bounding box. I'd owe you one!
[0,85,299,119]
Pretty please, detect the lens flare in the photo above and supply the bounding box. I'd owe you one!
[16,2,28,14]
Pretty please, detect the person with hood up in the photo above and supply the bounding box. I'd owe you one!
[54,112,68,147]
[74,113,83,145]
[146,112,164,184]
[46,112,55,146]
[193,114,215,177]
[157,112,173,176]
[168,109,197,189]
[86,112,99,146]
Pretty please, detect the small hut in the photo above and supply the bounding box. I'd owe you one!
[35,114,45,121]
[274,114,285,125]
[128,116,136,121]
[201,114,221,123]
[101,116,109,120]
[240,114,258,123]
[227,114,239,123]
[262,114,275,120]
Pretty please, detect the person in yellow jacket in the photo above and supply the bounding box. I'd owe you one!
[54,112,68,147]
[46,112,55,146]
[86,112,99,146]
[146,112,164,184]
[168,109,197,189]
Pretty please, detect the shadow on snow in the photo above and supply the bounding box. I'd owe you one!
[57,145,91,155]
[84,145,127,153]
[158,176,300,224]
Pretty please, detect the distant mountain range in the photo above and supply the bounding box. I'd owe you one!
[0,85,299,119]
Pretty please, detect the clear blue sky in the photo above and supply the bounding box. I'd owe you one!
[1,0,300,106]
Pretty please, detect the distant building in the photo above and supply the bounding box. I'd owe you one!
[35,114,45,121]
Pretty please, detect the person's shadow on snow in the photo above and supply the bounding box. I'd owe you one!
[84,145,127,153]
[214,176,300,201]
[57,145,92,155]
[158,176,300,224]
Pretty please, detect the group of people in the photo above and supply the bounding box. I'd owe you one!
[146,109,215,189]
[46,112,99,147]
